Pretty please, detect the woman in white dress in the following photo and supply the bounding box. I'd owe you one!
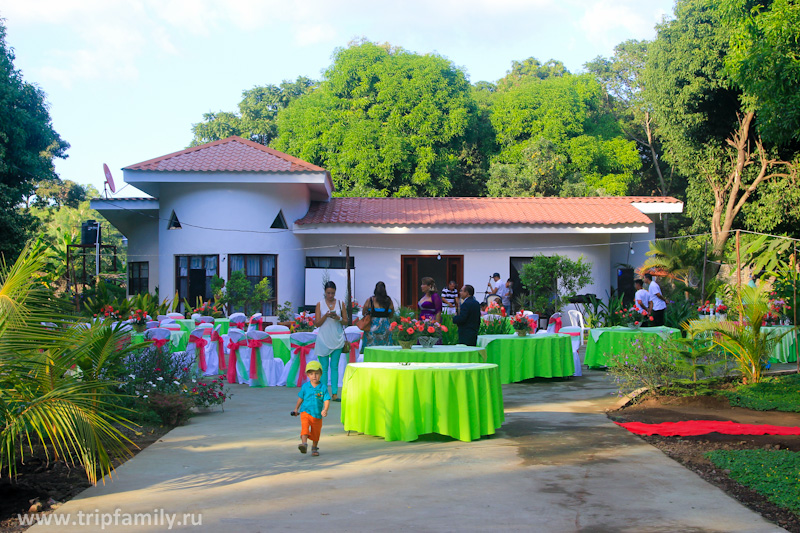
[314,281,347,401]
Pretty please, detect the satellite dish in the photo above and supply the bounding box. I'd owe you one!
[103,163,116,194]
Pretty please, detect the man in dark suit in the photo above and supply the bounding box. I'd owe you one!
[452,284,481,346]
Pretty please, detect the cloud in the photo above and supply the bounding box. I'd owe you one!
[576,0,668,47]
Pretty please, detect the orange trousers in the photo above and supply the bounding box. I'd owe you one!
[300,412,322,442]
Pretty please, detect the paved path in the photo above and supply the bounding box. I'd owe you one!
[30,368,785,532]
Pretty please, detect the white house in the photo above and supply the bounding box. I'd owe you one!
[91,136,683,316]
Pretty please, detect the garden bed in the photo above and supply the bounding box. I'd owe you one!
[0,424,170,532]
[610,391,800,532]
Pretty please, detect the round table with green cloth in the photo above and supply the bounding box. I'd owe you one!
[175,318,230,334]
[269,333,292,364]
[340,362,504,442]
[476,333,575,383]
[131,330,189,353]
[584,326,681,367]
[363,345,487,364]
[764,326,799,363]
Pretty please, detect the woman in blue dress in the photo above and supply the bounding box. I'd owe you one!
[362,281,395,348]
[418,277,442,323]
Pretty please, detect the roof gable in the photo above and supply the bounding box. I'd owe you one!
[295,197,682,227]
[123,136,325,173]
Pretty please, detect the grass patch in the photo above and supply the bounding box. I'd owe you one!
[706,449,800,514]
[719,373,800,412]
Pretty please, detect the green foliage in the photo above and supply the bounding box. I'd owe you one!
[668,334,725,382]
[641,239,706,290]
[216,270,272,314]
[440,313,459,345]
[495,57,568,91]
[479,317,510,335]
[720,373,800,412]
[274,40,476,197]
[689,286,790,383]
[276,300,294,322]
[588,292,626,327]
[665,299,700,331]
[519,254,592,314]
[706,449,800,513]
[147,392,195,427]
[607,337,677,397]
[0,22,69,259]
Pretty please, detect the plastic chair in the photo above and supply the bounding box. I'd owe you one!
[246,330,285,386]
[144,328,172,352]
[560,310,586,347]
[278,332,318,387]
[229,312,247,331]
[248,313,264,332]
[146,320,160,330]
[338,327,364,388]
[208,324,226,374]
[188,327,216,376]
[226,328,249,385]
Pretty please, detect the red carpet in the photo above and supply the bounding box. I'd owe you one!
[616,420,800,436]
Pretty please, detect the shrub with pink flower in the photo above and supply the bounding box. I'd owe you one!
[191,376,231,410]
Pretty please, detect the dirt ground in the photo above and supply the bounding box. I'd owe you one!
[610,394,800,533]
[0,425,168,532]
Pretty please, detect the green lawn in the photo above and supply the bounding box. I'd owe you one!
[721,373,800,412]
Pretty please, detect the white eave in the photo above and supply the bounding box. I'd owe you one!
[632,201,684,214]
[292,223,652,235]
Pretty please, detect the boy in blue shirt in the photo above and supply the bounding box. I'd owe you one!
[292,361,330,456]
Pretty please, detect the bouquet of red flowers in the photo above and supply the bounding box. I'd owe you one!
[293,312,315,332]
[420,319,448,337]
[715,304,728,314]
[698,301,712,315]
[94,304,121,319]
[193,301,224,318]
[128,309,149,326]
[620,307,653,327]
[509,312,535,333]
[486,300,506,317]
[389,317,424,343]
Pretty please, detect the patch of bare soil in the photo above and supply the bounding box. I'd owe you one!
[0,425,169,532]
[610,394,800,533]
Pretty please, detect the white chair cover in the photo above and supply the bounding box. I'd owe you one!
[338,329,364,388]
[196,322,214,331]
[248,313,263,332]
[191,313,201,321]
[207,324,226,373]
[229,312,247,330]
[199,316,215,323]
[167,312,184,319]
[156,315,168,322]
[146,320,160,330]
[277,331,318,387]
[160,318,176,325]
[560,310,586,346]
[228,328,249,385]
[247,330,284,386]
[189,327,218,376]
[265,325,290,333]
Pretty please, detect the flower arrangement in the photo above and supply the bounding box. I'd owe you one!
[698,301,712,315]
[715,304,728,315]
[350,299,361,314]
[293,311,315,332]
[481,315,509,335]
[93,304,121,319]
[128,308,149,331]
[389,316,424,345]
[510,312,535,333]
[485,300,507,317]
[619,307,653,327]
[190,376,231,410]
[193,300,224,318]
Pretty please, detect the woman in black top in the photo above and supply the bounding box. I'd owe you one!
[362,281,395,347]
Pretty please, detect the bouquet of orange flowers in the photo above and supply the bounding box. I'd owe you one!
[293,312,315,332]
[509,312,535,333]
[486,300,506,317]
[389,316,424,342]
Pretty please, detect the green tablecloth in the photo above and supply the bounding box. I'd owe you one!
[477,333,574,383]
[341,362,504,442]
[584,326,681,367]
[175,318,230,334]
[363,345,486,364]
[270,333,292,364]
[131,330,189,353]
[765,326,799,363]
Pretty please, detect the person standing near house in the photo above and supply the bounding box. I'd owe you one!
[418,277,442,323]
[314,281,346,401]
[644,273,666,326]
[487,273,503,296]
[441,280,460,316]
[360,281,395,348]
[453,285,481,346]
[634,279,650,315]
[498,279,513,316]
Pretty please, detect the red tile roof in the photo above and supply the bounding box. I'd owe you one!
[123,136,325,173]
[296,197,680,227]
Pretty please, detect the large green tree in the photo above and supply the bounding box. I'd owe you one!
[191,77,316,147]
[488,71,640,197]
[0,21,68,259]
[273,41,476,197]
[645,0,799,256]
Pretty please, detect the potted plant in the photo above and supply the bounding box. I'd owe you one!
[715,303,728,320]
[277,301,295,327]
[390,317,422,349]
[293,312,315,332]
[510,312,535,336]
[128,308,149,332]
[418,319,448,348]
[619,307,654,328]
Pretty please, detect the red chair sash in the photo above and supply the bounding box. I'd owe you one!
[152,338,169,349]
[247,337,271,376]
[231,321,246,330]
[189,334,208,372]
[250,317,264,331]
[291,342,316,387]
[210,330,226,370]
[226,339,248,383]
[349,340,360,363]
[548,316,563,333]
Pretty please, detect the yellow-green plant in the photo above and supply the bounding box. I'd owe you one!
[689,286,795,384]
[0,244,136,483]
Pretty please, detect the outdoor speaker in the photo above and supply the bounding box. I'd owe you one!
[617,268,635,304]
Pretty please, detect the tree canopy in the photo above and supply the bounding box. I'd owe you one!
[0,21,68,259]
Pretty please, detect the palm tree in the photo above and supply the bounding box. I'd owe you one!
[640,239,704,290]
[689,285,795,384]
[0,244,136,483]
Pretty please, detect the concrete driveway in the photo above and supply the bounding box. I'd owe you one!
[29,368,785,532]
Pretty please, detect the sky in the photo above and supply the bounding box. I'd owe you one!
[0,0,675,198]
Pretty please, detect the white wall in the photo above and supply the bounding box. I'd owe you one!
[124,217,159,295]
[302,232,612,314]
[156,181,309,309]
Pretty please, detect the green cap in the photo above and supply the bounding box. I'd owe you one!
[305,361,322,373]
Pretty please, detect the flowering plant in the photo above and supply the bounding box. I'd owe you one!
[128,308,149,326]
[193,300,224,318]
[485,300,506,317]
[350,299,361,314]
[715,304,728,314]
[481,315,509,335]
[293,311,315,332]
[419,319,448,337]
[697,301,712,315]
[620,307,653,327]
[94,304,120,319]
[509,312,535,332]
[190,376,231,410]
[390,316,424,342]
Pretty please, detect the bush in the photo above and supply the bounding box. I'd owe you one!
[607,337,677,397]
[665,299,698,331]
[440,313,459,345]
[148,392,195,426]
[191,376,232,410]
[706,449,800,513]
